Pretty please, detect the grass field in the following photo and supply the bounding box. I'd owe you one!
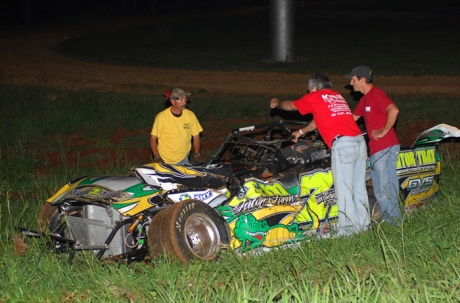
[1,0,460,302]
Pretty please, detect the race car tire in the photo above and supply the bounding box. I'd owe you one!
[38,203,59,233]
[148,199,229,264]
[38,203,71,253]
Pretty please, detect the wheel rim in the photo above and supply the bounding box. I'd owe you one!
[184,213,221,260]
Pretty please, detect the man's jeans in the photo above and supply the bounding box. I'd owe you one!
[370,145,402,224]
[331,135,370,236]
[174,153,190,166]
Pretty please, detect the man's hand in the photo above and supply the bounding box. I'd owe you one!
[153,154,164,164]
[193,153,204,164]
[372,128,387,139]
[270,97,280,109]
[291,130,302,143]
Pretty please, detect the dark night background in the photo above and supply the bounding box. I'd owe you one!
[2,0,459,29]
[0,0,265,28]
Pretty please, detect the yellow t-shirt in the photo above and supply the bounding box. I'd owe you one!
[151,108,203,164]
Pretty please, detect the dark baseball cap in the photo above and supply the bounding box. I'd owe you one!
[346,66,373,81]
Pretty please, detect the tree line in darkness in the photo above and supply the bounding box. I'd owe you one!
[0,0,260,26]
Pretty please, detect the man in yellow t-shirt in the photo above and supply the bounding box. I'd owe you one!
[150,88,203,165]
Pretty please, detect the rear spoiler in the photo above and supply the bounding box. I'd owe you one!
[412,124,460,147]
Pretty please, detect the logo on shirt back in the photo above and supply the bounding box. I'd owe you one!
[183,123,190,129]
[321,94,345,104]
[365,106,371,112]
[321,94,352,117]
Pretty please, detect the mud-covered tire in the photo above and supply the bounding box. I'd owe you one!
[148,199,229,264]
[38,203,70,252]
[38,203,59,232]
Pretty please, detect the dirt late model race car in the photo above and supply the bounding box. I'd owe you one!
[18,121,460,264]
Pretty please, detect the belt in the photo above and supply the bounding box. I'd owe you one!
[331,135,344,145]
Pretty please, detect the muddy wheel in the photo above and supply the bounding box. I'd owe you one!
[148,199,229,264]
[38,203,59,232]
[38,203,71,252]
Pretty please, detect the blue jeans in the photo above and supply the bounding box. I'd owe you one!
[331,135,369,236]
[174,153,190,166]
[370,145,402,224]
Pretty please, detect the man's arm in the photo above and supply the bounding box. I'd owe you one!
[150,135,159,155]
[372,103,399,139]
[292,119,317,142]
[192,134,201,154]
[353,114,361,121]
[270,97,298,111]
[192,134,204,163]
[150,135,165,163]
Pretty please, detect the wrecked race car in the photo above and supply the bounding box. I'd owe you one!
[17,121,460,264]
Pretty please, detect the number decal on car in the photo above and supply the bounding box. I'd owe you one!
[296,168,337,228]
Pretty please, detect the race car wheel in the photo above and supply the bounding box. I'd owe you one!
[148,199,229,264]
[38,203,59,232]
[38,203,71,253]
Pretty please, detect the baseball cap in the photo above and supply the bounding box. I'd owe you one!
[170,88,191,99]
[345,66,373,81]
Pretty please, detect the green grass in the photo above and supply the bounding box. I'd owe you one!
[1,151,460,302]
[0,84,459,301]
[1,84,459,193]
[1,85,459,144]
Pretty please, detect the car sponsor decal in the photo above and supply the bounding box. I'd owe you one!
[179,193,192,201]
[232,213,304,252]
[397,147,438,175]
[232,195,298,215]
[218,168,337,251]
[194,191,212,200]
[296,168,337,226]
[233,180,291,202]
[400,172,440,208]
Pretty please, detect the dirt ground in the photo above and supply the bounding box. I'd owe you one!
[1,20,459,169]
[2,19,460,97]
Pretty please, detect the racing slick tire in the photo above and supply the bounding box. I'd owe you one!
[38,203,59,232]
[148,199,229,264]
[38,203,71,253]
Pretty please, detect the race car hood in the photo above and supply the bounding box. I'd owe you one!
[132,162,229,190]
[47,175,155,204]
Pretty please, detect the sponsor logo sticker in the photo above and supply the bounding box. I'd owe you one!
[179,194,192,202]
[194,191,212,200]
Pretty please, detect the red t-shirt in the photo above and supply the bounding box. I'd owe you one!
[293,89,361,148]
[353,86,399,155]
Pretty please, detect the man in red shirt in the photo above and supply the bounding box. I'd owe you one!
[347,66,402,224]
[270,73,369,236]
